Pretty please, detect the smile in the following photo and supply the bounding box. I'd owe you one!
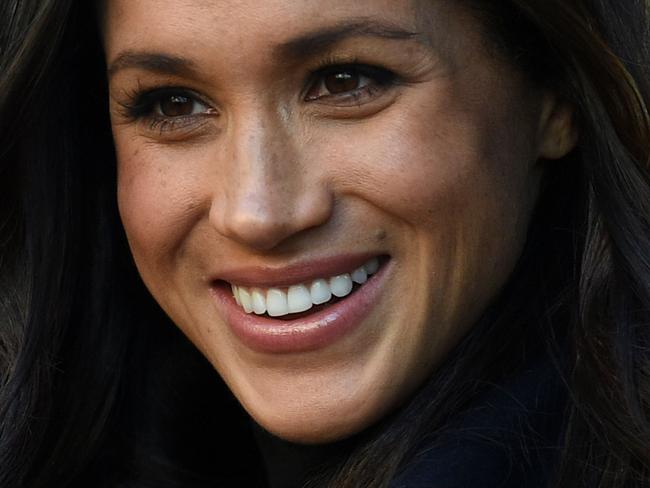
[210,255,390,353]
[230,257,380,317]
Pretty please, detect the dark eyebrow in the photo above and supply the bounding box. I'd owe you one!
[107,19,422,80]
[107,52,198,79]
[274,19,422,61]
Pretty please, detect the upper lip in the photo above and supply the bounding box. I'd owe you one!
[212,253,383,288]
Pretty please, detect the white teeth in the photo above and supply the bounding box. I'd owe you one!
[238,288,254,314]
[310,279,332,305]
[364,257,379,275]
[266,288,289,317]
[230,257,382,316]
[351,267,368,284]
[329,274,353,298]
[251,288,267,315]
[287,285,313,314]
[232,284,241,306]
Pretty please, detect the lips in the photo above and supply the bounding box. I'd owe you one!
[210,255,390,353]
[230,256,381,317]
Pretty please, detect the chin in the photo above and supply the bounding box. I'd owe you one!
[231,377,401,447]
[253,405,380,445]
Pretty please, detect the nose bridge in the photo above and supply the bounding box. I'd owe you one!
[236,104,292,195]
[210,101,331,250]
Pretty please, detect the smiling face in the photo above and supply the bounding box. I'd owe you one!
[103,0,575,443]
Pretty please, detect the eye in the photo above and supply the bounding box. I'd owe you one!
[152,93,209,118]
[155,93,209,117]
[315,70,368,96]
[116,87,218,137]
[158,95,194,117]
[119,87,216,122]
[304,64,397,103]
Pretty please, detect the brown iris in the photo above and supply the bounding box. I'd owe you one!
[159,95,194,117]
[323,70,360,94]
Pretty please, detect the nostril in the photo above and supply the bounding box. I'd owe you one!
[226,216,295,250]
[208,184,334,251]
[208,199,288,250]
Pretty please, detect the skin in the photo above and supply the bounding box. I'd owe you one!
[103,0,576,443]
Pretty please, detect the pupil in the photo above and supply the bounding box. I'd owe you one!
[324,71,360,94]
[160,95,193,116]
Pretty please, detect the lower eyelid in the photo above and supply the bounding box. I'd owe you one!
[315,83,388,105]
[141,113,214,136]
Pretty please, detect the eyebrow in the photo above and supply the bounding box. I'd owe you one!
[273,19,423,61]
[107,52,198,80]
[107,19,422,79]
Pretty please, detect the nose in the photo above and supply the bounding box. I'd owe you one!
[209,106,333,251]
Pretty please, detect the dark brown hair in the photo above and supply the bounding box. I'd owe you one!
[0,1,648,487]
[318,2,650,486]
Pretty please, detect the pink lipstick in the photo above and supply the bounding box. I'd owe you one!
[210,255,389,353]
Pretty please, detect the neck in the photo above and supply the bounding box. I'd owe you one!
[251,422,362,488]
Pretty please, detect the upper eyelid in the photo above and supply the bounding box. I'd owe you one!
[116,60,395,95]
[139,88,213,108]
[306,62,396,86]
[310,61,395,78]
[115,86,215,120]
[115,62,397,118]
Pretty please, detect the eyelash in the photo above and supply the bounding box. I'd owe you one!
[118,62,399,133]
[304,59,398,103]
[117,87,212,133]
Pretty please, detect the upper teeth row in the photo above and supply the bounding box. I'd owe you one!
[231,257,380,317]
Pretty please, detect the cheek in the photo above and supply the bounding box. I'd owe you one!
[316,93,538,234]
[114,139,207,286]
[308,84,542,336]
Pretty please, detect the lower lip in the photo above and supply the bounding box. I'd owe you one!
[210,260,390,354]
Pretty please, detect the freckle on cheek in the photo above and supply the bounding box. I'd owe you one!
[374,229,388,242]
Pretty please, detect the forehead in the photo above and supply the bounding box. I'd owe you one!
[104,0,415,23]
[101,0,447,55]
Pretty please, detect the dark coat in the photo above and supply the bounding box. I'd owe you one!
[389,358,566,488]
[257,357,566,488]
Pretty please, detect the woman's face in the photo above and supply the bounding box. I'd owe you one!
[104,0,573,443]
